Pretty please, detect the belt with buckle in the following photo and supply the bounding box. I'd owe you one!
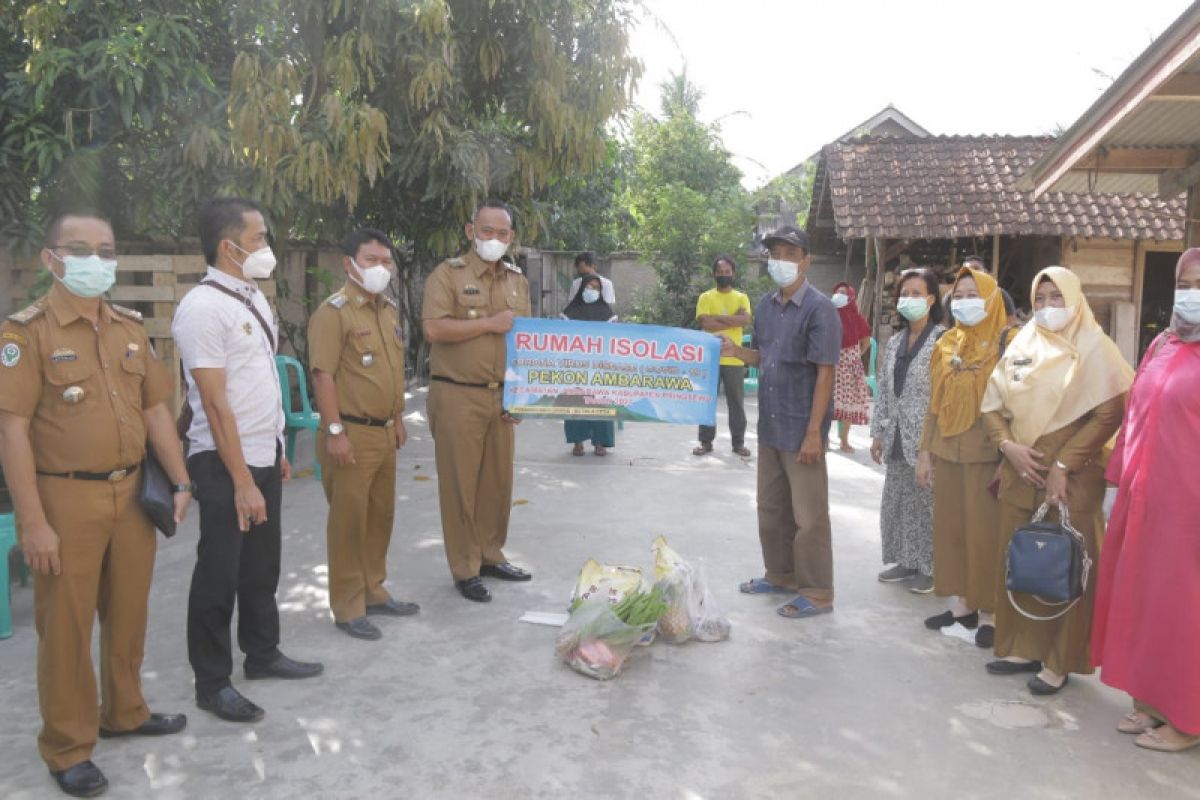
[431,375,503,390]
[37,464,140,482]
[342,414,394,428]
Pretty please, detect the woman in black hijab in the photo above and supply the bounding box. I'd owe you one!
[561,274,618,455]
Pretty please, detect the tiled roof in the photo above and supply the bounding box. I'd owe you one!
[818,135,1185,241]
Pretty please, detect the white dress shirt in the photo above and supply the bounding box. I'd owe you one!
[569,274,616,305]
[172,266,284,468]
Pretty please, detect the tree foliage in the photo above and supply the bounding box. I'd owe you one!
[624,73,751,327]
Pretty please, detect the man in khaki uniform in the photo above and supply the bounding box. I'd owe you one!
[309,228,419,640]
[422,200,533,602]
[0,212,193,798]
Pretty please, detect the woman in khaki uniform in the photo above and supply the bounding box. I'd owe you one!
[917,267,1007,648]
[980,267,1132,694]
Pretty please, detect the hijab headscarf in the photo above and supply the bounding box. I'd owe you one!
[929,267,1008,437]
[833,282,871,348]
[1170,247,1200,343]
[562,276,615,322]
[981,267,1134,446]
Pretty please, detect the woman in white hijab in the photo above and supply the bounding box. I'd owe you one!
[980,267,1133,696]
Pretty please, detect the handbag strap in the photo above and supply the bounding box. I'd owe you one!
[199,279,277,352]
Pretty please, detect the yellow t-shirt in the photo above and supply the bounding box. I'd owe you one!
[696,288,751,366]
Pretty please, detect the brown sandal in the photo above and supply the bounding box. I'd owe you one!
[1118,710,1162,735]
[1135,725,1200,752]
[692,445,713,456]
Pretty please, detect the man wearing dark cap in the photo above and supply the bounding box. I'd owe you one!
[719,225,843,620]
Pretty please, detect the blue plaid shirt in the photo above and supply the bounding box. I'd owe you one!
[753,281,843,451]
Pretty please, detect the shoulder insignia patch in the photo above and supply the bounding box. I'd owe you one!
[383,296,398,309]
[109,303,144,323]
[328,293,348,309]
[503,259,523,274]
[447,257,466,268]
[7,301,46,325]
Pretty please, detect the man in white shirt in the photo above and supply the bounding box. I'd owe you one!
[567,252,615,306]
[173,197,323,725]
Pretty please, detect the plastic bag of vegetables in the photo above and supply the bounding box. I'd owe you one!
[652,536,731,643]
[569,559,643,610]
[555,588,667,680]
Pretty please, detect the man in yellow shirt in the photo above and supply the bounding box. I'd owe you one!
[694,255,752,457]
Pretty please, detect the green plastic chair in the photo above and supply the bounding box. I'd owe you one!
[865,337,879,399]
[275,355,322,480]
[1,512,20,639]
[742,334,758,394]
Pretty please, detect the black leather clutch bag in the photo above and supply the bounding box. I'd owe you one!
[139,450,176,537]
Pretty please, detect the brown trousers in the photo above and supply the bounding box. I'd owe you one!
[30,475,156,771]
[931,458,1001,612]
[757,444,834,605]
[426,381,514,582]
[319,423,396,622]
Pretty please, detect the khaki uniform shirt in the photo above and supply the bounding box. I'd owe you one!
[308,280,406,420]
[421,250,531,384]
[0,284,170,473]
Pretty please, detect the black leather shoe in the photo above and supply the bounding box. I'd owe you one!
[98,712,187,738]
[50,760,107,797]
[1028,673,1070,695]
[975,624,995,648]
[366,598,420,617]
[480,562,532,582]
[986,659,1042,675]
[196,686,264,723]
[455,576,491,602]
[244,653,325,681]
[924,610,979,630]
[335,616,382,641]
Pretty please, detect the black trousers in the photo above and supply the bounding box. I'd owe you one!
[186,447,283,694]
[699,365,747,448]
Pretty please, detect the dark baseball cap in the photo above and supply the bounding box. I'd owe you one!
[762,225,809,251]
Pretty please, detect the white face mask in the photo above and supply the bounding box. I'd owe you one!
[51,253,118,298]
[830,292,849,308]
[474,237,508,262]
[1034,304,1077,332]
[1175,288,1200,324]
[767,258,799,287]
[352,258,392,295]
[582,288,600,304]
[950,297,987,327]
[229,241,277,279]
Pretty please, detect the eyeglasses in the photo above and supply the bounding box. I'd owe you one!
[474,226,513,239]
[52,244,118,260]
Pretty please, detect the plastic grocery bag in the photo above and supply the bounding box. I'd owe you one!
[555,601,657,680]
[569,559,643,609]
[652,536,730,644]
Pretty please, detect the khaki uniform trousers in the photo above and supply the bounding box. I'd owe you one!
[30,474,155,771]
[319,424,396,622]
[757,444,834,605]
[426,381,513,581]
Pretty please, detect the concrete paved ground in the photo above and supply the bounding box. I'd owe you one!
[1,388,1197,799]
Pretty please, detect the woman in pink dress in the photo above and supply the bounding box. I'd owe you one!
[1091,247,1200,753]
[831,282,871,452]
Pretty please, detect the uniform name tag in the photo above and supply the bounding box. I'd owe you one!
[51,347,78,362]
[463,286,481,296]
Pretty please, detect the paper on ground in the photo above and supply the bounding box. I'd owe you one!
[940,622,978,644]
[519,611,569,627]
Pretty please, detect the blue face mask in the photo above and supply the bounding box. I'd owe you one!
[897,296,931,322]
[52,253,118,298]
[950,298,987,327]
[1175,288,1200,324]
[582,288,600,304]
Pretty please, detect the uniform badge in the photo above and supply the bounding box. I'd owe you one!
[354,329,372,337]
[1,331,26,345]
[463,285,481,295]
[62,385,84,404]
[125,342,140,358]
[361,352,375,367]
[0,342,19,368]
[1013,358,1032,366]
[50,347,78,363]
[467,309,479,319]
[243,322,253,335]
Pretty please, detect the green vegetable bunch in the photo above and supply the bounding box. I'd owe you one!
[611,587,668,626]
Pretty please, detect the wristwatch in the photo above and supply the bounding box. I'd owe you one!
[173,482,196,494]
[327,421,345,436]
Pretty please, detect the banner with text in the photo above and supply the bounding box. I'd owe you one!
[503,317,720,425]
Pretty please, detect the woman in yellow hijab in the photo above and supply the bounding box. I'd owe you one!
[980,266,1132,695]
[917,266,1008,648]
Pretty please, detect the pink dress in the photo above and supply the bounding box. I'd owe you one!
[1091,335,1200,733]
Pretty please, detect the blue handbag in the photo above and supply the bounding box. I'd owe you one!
[1005,502,1091,621]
